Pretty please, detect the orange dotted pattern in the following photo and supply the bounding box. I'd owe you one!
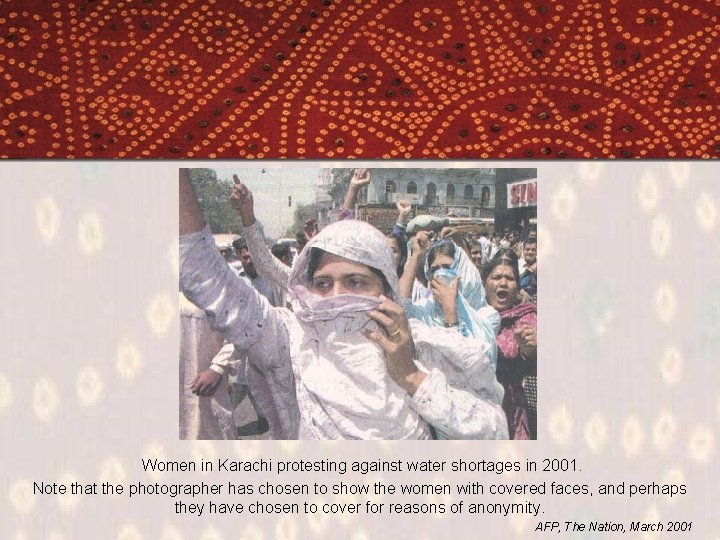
[1,0,719,159]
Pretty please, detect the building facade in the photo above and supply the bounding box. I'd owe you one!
[321,168,497,232]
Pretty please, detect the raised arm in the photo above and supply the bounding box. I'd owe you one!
[229,174,257,227]
[394,199,412,227]
[439,226,471,257]
[179,172,281,351]
[340,168,371,219]
[229,175,291,289]
[399,231,430,299]
[390,199,411,241]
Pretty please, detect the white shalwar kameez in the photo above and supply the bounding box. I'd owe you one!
[180,220,507,440]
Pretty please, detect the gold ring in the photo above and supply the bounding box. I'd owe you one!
[389,328,401,337]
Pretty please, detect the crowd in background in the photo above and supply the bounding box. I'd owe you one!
[180,169,537,440]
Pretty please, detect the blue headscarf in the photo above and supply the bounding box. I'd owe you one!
[405,239,499,368]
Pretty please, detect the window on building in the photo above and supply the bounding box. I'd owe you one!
[426,182,437,204]
[386,180,396,194]
[446,184,455,198]
[481,186,490,207]
[464,185,474,198]
[407,181,417,194]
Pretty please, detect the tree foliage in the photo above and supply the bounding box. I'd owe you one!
[188,168,244,234]
[283,202,317,237]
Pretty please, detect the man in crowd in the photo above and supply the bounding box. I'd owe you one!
[295,231,307,253]
[469,240,484,271]
[234,238,285,308]
[189,237,284,438]
[509,231,522,258]
[526,226,537,243]
[477,230,491,264]
[271,242,294,268]
[488,232,501,260]
[519,238,537,302]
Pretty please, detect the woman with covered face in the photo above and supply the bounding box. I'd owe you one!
[482,249,537,440]
[403,238,500,367]
[180,170,507,440]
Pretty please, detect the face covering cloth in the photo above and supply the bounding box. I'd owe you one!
[287,220,430,440]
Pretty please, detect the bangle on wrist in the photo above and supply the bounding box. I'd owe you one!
[443,321,458,327]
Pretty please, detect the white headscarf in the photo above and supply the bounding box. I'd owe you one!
[287,220,430,440]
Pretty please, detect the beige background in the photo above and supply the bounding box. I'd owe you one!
[1,161,718,539]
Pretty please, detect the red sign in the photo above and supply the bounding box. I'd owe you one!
[508,179,538,208]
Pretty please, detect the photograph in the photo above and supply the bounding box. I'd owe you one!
[179,166,538,440]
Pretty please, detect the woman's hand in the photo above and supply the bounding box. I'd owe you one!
[429,276,460,324]
[515,325,537,360]
[229,175,256,226]
[363,296,427,395]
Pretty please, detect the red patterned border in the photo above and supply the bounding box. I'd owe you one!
[1,0,719,158]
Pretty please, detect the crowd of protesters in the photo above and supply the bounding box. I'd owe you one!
[179,169,537,440]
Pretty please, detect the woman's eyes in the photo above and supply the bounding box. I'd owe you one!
[313,279,331,291]
[312,277,370,291]
[347,277,367,289]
